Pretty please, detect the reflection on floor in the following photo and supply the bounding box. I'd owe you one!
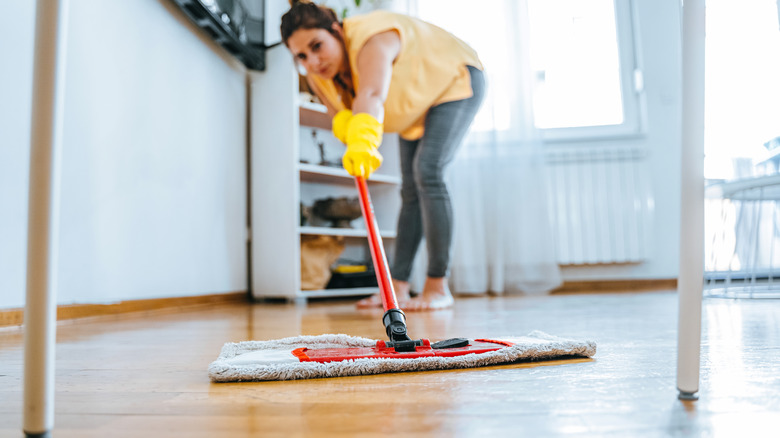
[1,290,779,437]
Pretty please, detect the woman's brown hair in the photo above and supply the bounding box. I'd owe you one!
[280,0,341,45]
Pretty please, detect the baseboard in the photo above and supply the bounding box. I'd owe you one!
[552,278,677,294]
[0,291,249,328]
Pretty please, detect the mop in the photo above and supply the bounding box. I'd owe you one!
[209,177,596,382]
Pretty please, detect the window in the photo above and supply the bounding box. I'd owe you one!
[527,0,643,140]
[412,0,643,141]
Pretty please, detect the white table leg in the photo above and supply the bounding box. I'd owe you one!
[677,0,706,401]
[24,0,69,436]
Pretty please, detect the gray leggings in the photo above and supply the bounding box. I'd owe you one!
[391,66,486,281]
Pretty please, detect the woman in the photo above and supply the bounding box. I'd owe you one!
[281,0,485,310]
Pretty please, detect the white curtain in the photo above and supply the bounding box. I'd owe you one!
[406,0,562,294]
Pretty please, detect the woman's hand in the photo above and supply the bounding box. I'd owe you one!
[342,113,383,178]
[332,109,353,144]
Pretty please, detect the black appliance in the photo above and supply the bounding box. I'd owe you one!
[171,0,275,70]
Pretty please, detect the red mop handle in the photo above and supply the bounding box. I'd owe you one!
[354,176,398,312]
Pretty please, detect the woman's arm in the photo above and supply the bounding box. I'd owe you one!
[339,30,400,178]
[352,30,401,122]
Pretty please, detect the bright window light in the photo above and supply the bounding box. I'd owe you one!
[413,0,638,140]
[704,0,780,180]
[527,0,624,129]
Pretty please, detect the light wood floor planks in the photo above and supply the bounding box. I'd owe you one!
[1,291,779,437]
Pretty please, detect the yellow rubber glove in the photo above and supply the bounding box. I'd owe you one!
[332,109,352,144]
[342,113,384,178]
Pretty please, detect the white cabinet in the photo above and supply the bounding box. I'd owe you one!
[249,45,401,300]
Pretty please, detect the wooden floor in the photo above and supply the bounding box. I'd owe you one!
[1,290,779,437]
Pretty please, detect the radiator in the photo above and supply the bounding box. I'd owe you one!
[545,147,652,265]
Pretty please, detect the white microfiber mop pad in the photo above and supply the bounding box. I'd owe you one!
[208,331,596,382]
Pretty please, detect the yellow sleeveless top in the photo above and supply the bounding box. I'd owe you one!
[310,10,483,140]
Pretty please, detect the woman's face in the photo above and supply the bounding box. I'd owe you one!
[287,26,345,80]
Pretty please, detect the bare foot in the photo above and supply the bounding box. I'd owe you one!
[400,277,454,311]
[401,293,454,311]
[356,280,411,308]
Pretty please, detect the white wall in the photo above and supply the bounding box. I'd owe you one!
[0,0,248,309]
[0,2,36,310]
[557,0,683,281]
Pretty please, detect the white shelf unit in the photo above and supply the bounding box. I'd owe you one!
[298,162,401,185]
[300,226,397,239]
[249,45,401,300]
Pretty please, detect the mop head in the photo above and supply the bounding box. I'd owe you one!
[208,331,596,382]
